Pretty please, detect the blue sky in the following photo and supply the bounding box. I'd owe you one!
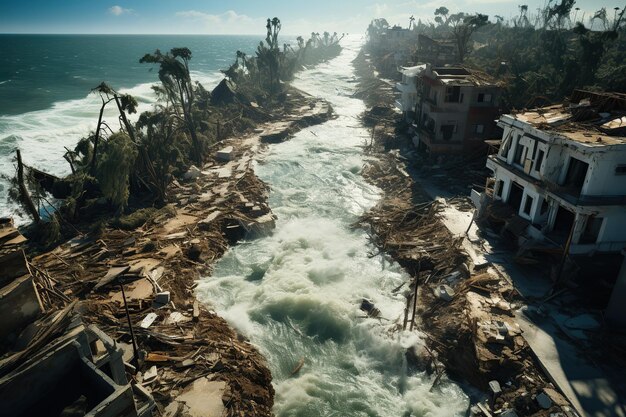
[0,0,622,34]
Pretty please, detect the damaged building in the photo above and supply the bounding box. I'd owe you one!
[415,34,457,66]
[472,90,626,325]
[0,219,155,417]
[413,64,502,154]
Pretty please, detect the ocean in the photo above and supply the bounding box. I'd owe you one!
[0,34,264,222]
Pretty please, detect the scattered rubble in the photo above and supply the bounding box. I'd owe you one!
[354,51,580,416]
[2,87,334,416]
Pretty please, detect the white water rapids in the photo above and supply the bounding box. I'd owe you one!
[197,36,469,417]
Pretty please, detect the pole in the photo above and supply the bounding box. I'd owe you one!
[119,282,139,369]
[409,273,420,331]
[553,217,576,292]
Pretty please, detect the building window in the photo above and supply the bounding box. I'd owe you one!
[534,150,544,172]
[513,142,525,165]
[444,86,461,103]
[580,216,603,244]
[475,124,485,134]
[523,196,533,216]
[477,93,492,103]
[616,165,626,175]
[540,198,549,215]
[499,132,512,158]
[495,180,504,198]
[440,123,456,140]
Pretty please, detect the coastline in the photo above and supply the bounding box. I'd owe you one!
[19,85,333,416]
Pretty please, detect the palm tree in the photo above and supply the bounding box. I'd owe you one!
[89,82,137,174]
[140,47,203,166]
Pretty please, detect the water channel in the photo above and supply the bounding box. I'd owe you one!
[197,36,469,417]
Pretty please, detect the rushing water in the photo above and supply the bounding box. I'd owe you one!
[197,36,469,417]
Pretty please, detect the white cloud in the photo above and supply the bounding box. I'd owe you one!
[175,10,266,33]
[109,5,132,16]
[367,3,390,17]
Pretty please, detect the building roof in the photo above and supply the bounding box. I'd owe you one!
[427,65,500,87]
[506,91,626,147]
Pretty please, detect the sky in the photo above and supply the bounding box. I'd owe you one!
[0,0,622,35]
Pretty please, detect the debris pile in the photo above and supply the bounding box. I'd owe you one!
[418,271,577,416]
[353,53,580,416]
[3,91,335,417]
[358,157,467,277]
[0,221,156,417]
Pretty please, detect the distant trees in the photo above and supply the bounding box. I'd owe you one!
[367,18,389,40]
[255,17,282,90]
[367,0,626,109]
[434,7,450,26]
[449,13,489,62]
[11,16,345,239]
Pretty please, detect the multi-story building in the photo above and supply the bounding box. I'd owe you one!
[474,90,626,255]
[414,64,502,154]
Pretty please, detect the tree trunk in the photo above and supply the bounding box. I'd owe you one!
[90,101,106,175]
[16,149,40,223]
[114,95,136,142]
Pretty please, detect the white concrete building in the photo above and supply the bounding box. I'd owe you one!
[395,65,425,119]
[475,91,626,255]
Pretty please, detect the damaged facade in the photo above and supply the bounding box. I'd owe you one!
[395,65,425,120]
[475,91,626,254]
[0,219,155,417]
[473,90,626,326]
[415,34,457,66]
[414,65,502,154]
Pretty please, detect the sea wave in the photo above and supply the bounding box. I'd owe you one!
[0,70,225,222]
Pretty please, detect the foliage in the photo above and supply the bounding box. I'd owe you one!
[140,48,203,165]
[371,0,626,108]
[11,17,344,234]
[95,132,137,211]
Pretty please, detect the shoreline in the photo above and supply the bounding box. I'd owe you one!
[15,85,333,416]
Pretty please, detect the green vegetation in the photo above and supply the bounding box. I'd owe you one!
[368,1,626,109]
[12,18,343,246]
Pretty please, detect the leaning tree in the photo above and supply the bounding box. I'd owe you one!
[140,48,203,166]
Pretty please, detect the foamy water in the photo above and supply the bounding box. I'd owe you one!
[197,36,469,416]
[0,71,223,223]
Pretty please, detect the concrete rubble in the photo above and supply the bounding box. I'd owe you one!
[0,219,155,417]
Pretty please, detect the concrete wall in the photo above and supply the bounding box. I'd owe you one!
[0,275,43,350]
[580,148,626,196]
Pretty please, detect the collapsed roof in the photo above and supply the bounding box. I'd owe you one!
[508,90,626,146]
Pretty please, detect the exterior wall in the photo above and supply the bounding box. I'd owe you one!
[581,149,626,196]
[0,275,44,350]
[606,253,626,327]
[417,66,501,154]
[396,73,417,114]
[487,117,626,254]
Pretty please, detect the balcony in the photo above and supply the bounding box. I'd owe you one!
[488,155,626,207]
